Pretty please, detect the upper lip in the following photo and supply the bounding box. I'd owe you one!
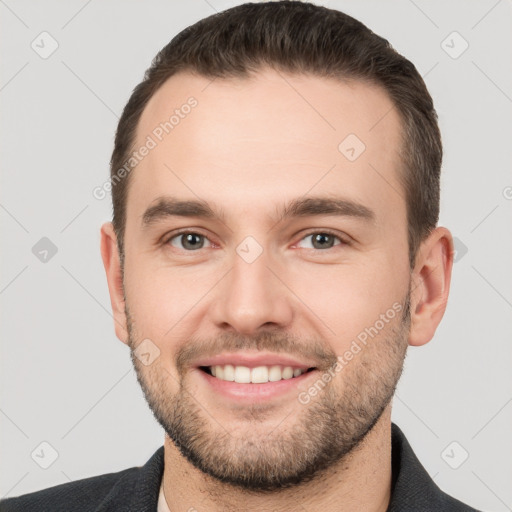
[193,351,317,370]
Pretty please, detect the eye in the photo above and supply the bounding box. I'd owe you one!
[296,231,346,250]
[162,230,348,252]
[165,231,212,251]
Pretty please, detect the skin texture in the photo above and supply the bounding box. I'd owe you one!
[101,68,454,512]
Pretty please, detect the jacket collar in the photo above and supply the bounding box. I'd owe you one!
[387,423,475,511]
[95,446,164,511]
[96,423,470,511]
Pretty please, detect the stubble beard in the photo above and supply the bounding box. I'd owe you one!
[126,291,411,492]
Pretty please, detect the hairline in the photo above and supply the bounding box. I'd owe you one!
[117,67,416,270]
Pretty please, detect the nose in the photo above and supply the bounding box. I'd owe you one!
[209,247,294,335]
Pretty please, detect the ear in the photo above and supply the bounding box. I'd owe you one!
[100,222,129,345]
[408,226,454,347]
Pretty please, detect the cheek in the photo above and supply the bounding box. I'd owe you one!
[123,256,214,347]
[291,259,405,351]
[123,260,173,341]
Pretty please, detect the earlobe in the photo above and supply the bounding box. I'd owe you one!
[100,222,129,344]
[408,227,454,347]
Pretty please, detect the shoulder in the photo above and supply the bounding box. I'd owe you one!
[0,447,165,512]
[0,467,137,512]
[389,423,481,512]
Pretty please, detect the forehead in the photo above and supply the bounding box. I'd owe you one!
[127,68,404,230]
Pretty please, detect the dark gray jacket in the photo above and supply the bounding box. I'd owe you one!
[0,423,480,511]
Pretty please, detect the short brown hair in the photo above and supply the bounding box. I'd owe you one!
[110,0,442,270]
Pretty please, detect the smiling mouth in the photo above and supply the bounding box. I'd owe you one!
[199,365,316,384]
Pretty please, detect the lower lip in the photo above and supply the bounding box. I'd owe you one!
[195,368,318,403]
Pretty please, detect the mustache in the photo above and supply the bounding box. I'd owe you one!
[175,331,337,375]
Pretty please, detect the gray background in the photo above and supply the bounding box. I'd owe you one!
[1,0,511,510]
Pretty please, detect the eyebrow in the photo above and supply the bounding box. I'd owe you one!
[141,195,376,229]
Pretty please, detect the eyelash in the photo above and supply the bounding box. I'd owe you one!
[162,229,350,252]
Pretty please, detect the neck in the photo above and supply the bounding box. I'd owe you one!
[161,407,393,512]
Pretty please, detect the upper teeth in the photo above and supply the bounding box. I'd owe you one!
[210,365,305,383]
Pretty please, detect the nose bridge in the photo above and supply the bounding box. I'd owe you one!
[211,239,293,333]
[232,244,272,295]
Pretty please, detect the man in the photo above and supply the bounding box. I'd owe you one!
[0,1,480,511]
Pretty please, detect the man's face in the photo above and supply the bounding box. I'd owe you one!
[121,69,412,490]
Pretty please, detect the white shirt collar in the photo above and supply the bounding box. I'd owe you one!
[157,480,172,512]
